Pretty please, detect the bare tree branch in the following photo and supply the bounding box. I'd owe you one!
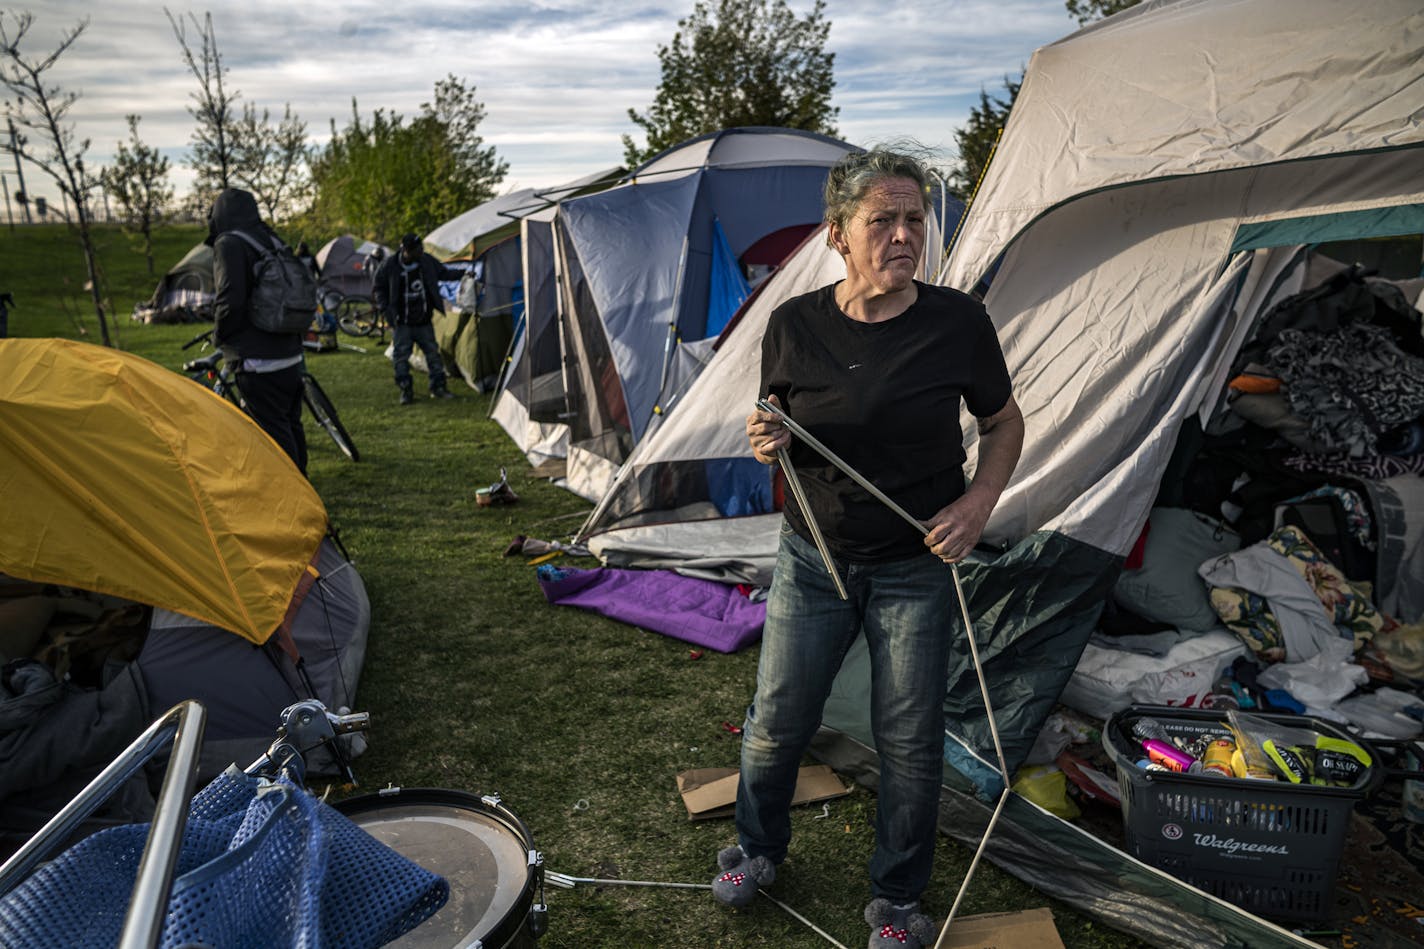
[166,8,240,205]
[1,11,112,345]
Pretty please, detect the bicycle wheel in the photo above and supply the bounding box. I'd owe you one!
[335,295,378,337]
[301,373,360,461]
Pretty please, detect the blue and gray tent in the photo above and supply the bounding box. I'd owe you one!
[546,127,858,500]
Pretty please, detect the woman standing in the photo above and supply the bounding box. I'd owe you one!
[712,147,1024,949]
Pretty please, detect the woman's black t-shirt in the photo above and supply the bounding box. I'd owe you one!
[761,280,1012,562]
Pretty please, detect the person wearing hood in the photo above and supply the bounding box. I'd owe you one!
[207,187,307,473]
[373,233,461,404]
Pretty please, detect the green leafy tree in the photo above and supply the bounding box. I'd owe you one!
[101,115,173,275]
[307,76,507,244]
[234,102,310,222]
[1066,0,1141,25]
[947,76,1020,200]
[623,0,838,167]
[1,12,112,345]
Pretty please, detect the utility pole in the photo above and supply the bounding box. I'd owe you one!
[1,171,11,233]
[7,117,31,224]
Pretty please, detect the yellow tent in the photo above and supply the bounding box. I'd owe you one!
[0,338,327,644]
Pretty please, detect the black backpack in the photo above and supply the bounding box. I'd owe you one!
[226,230,318,335]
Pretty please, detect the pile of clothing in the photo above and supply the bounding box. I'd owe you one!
[1062,263,1424,745]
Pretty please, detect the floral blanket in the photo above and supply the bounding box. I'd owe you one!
[1201,525,1393,661]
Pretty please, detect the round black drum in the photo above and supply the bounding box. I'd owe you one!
[335,788,541,948]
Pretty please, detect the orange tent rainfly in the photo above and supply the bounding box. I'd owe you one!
[0,337,327,644]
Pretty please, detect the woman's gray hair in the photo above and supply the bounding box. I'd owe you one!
[823,146,933,234]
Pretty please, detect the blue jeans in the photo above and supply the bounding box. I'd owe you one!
[392,322,447,390]
[736,523,955,902]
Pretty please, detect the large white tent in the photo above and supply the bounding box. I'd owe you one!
[816,1,1423,945]
[570,0,1422,943]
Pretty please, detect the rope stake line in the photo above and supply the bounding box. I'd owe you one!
[545,872,850,948]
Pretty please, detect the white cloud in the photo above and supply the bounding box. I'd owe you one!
[6,0,1075,205]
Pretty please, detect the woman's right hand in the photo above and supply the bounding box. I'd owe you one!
[746,394,791,465]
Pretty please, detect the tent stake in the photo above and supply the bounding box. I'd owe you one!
[755,399,1013,941]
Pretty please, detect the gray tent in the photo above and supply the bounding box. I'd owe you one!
[137,535,369,778]
[0,536,369,847]
[130,243,214,324]
[811,1,1423,946]
[316,235,387,300]
[426,169,624,393]
[490,207,571,469]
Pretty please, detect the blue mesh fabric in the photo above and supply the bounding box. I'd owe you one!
[0,768,448,948]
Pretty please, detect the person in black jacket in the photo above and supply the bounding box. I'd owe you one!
[295,241,320,278]
[208,188,307,473]
[373,233,460,404]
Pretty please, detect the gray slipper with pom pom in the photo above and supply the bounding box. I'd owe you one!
[711,845,776,908]
[865,898,936,948]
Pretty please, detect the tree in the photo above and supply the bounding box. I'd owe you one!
[622,0,837,167]
[167,9,241,208]
[102,115,173,275]
[1065,0,1141,25]
[234,102,310,221]
[422,75,506,206]
[307,76,507,243]
[0,12,112,345]
[946,76,1020,201]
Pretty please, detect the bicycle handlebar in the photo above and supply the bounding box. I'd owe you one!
[182,352,222,374]
[181,328,215,351]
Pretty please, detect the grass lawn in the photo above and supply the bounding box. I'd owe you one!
[2,223,1145,948]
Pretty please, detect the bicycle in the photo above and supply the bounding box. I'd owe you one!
[182,330,361,462]
[320,286,386,341]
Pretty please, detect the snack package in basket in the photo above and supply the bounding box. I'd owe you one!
[1227,710,1370,786]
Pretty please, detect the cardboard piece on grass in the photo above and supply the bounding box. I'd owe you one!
[676,765,849,820]
[937,907,1064,949]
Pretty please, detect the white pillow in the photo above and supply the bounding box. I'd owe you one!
[1059,629,1246,721]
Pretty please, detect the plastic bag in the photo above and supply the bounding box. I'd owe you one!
[1255,637,1367,709]
[1012,764,1081,820]
[1227,710,1371,785]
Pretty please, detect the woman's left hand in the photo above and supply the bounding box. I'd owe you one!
[923,494,994,563]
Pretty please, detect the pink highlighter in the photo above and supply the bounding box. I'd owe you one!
[1142,739,1197,773]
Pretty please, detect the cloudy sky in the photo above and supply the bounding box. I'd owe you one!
[8,1,1082,207]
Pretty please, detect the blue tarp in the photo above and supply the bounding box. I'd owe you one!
[706,217,750,338]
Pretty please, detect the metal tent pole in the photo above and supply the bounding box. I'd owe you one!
[755,399,1012,944]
